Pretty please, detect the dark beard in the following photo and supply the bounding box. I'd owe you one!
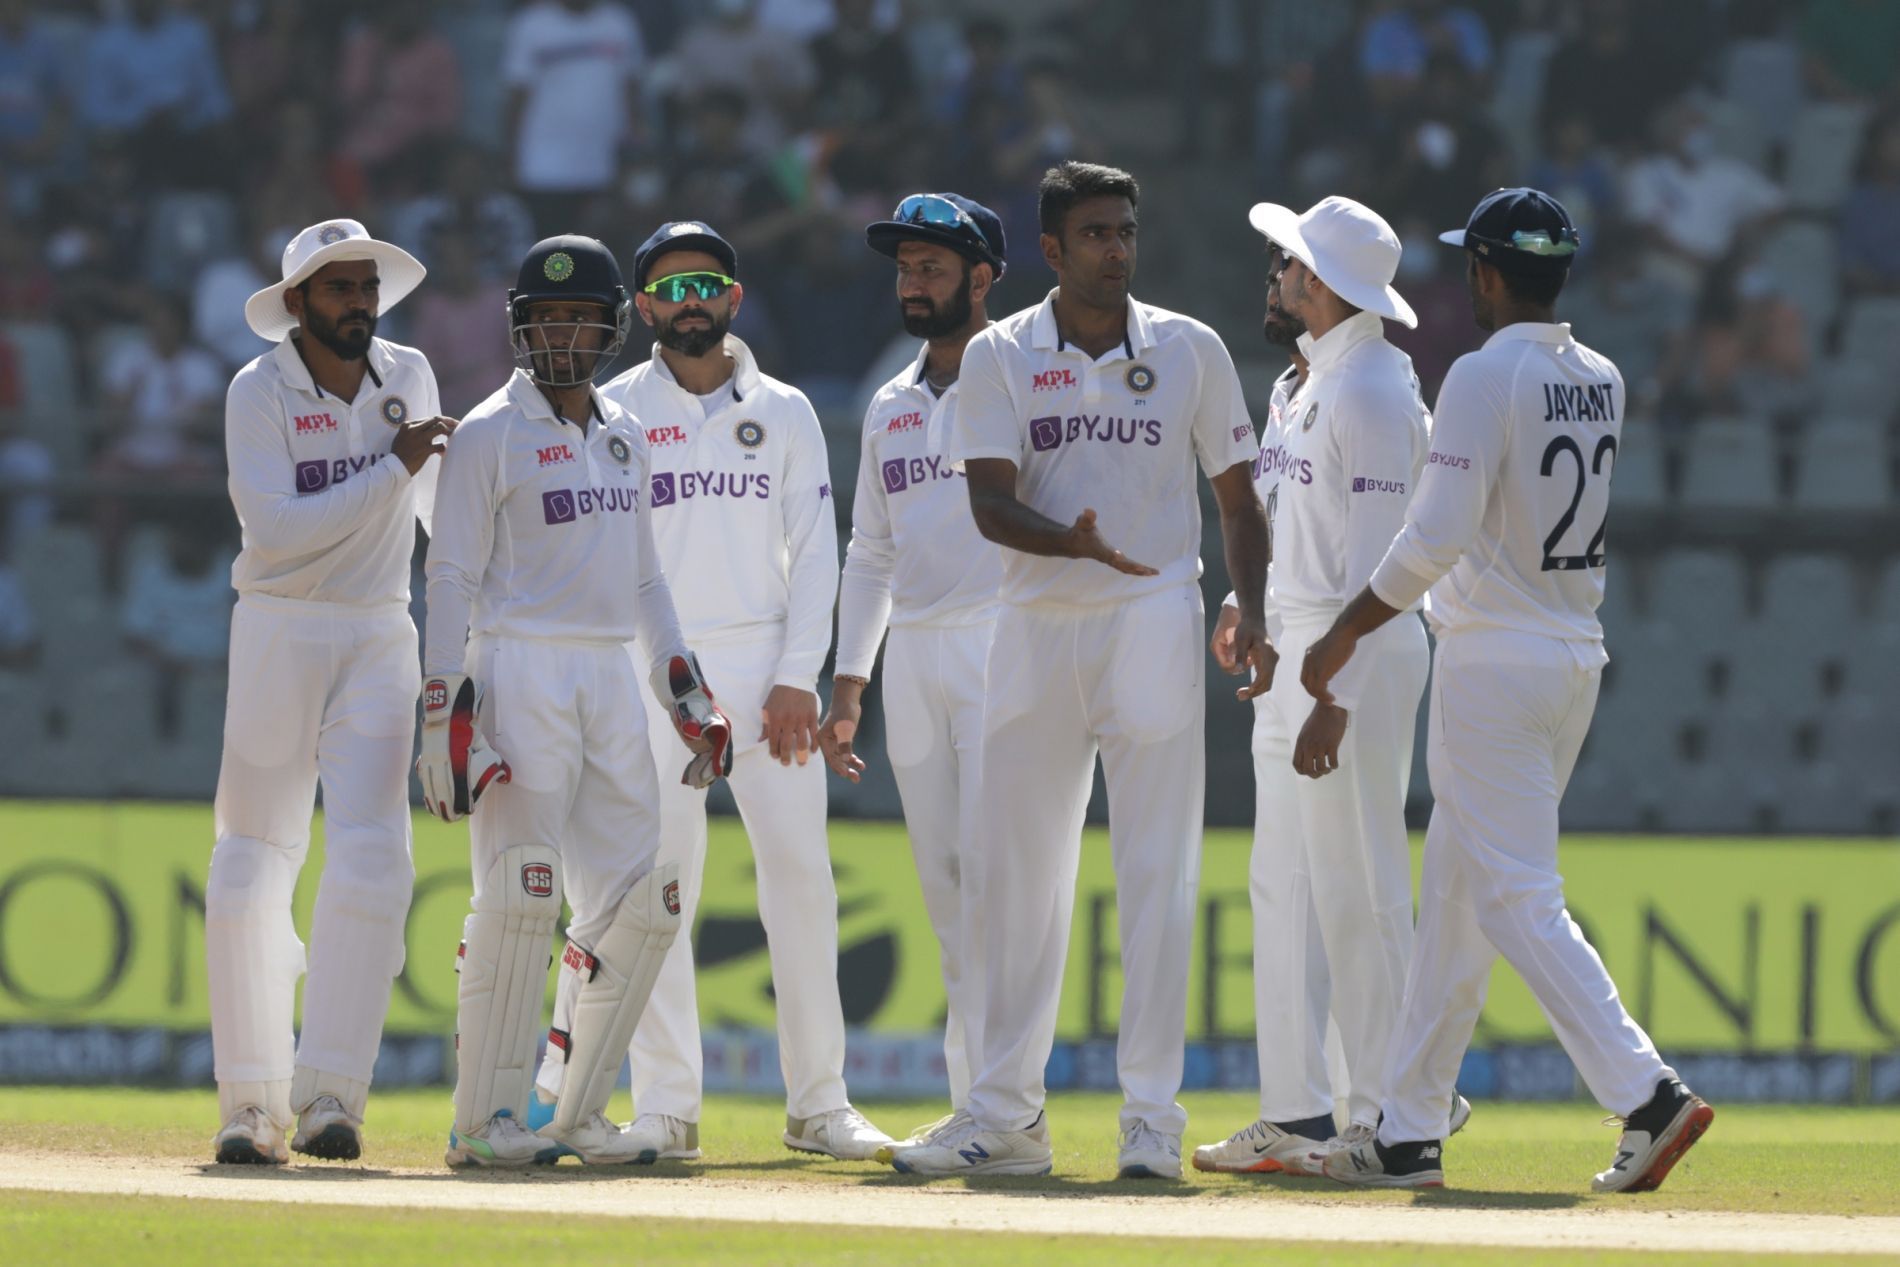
[305,308,376,360]
[901,272,975,339]
[1263,307,1305,348]
[655,307,729,357]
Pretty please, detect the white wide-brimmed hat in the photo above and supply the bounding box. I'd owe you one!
[1247,196,1417,329]
[244,219,426,341]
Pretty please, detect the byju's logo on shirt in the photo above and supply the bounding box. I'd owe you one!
[1029,414,1163,453]
[542,486,640,524]
[650,470,771,507]
[882,455,961,494]
[1351,477,1406,494]
[1032,369,1077,392]
[295,454,384,493]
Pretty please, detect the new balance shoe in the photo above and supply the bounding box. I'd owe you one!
[617,1112,701,1162]
[1307,1121,1379,1172]
[1117,1120,1182,1179]
[876,1110,959,1165]
[888,1111,1053,1177]
[445,1110,565,1168]
[1322,1135,1445,1188]
[213,1105,288,1165]
[290,1094,361,1161]
[785,1106,892,1161]
[1592,1078,1714,1193]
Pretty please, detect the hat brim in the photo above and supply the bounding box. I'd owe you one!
[1438,229,1468,247]
[638,234,737,287]
[1251,202,1417,329]
[865,221,1004,275]
[244,240,426,341]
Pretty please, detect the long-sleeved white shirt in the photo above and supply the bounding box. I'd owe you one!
[225,336,440,605]
[1369,322,1623,664]
[599,336,838,694]
[1224,362,1306,643]
[834,343,1001,680]
[421,369,686,675]
[939,290,1258,608]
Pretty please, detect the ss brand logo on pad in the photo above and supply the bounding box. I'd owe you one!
[663,880,681,915]
[521,864,555,898]
[422,679,448,713]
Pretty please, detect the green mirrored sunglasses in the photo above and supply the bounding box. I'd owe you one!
[642,271,736,302]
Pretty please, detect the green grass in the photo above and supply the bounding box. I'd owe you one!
[5,1087,1900,1216]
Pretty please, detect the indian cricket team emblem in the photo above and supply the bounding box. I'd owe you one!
[316,223,348,246]
[543,251,576,282]
[1124,363,1156,396]
[521,863,555,898]
[607,433,633,466]
[1301,401,1319,432]
[734,419,765,449]
[380,396,409,426]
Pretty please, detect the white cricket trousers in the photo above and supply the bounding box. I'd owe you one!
[882,616,993,1108]
[466,636,662,954]
[966,585,1205,1138]
[1379,629,1673,1146]
[206,593,418,1123]
[1251,614,1427,1128]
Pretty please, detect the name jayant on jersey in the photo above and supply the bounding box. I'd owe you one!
[542,484,640,525]
[1252,442,1313,486]
[1029,414,1163,453]
[882,454,963,495]
[649,470,771,507]
[295,453,385,493]
[1542,381,1618,423]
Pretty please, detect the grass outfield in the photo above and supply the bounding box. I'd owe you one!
[4,1087,1899,1215]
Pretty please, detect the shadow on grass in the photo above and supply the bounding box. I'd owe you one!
[853,1169,1587,1208]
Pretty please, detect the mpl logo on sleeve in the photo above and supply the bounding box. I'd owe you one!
[521,863,556,898]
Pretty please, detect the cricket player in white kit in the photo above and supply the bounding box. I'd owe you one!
[208,220,453,1165]
[1200,197,1434,1171]
[891,162,1272,1180]
[818,194,1007,1146]
[1305,189,1714,1192]
[423,235,731,1167]
[532,221,890,1161]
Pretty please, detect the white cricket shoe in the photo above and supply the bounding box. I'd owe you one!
[1321,1134,1445,1188]
[445,1111,564,1168]
[1306,1121,1378,1172]
[1592,1078,1714,1193]
[1449,1093,1473,1137]
[213,1105,288,1165]
[1117,1121,1182,1179]
[888,1111,1053,1177]
[875,1110,958,1165]
[537,1110,672,1165]
[291,1094,362,1161]
[619,1112,702,1162]
[1191,1118,1327,1176]
[784,1106,893,1160]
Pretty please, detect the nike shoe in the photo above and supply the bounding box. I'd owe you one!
[1192,1113,1333,1176]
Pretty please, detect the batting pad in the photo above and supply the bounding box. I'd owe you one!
[548,862,682,1132]
[452,844,562,1135]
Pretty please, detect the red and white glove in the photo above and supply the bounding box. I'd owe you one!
[416,673,511,822]
[650,652,733,789]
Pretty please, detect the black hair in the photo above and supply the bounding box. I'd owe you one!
[1037,160,1140,239]
[1494,260,1568,306]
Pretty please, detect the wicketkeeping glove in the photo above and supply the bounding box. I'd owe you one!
[650,652,733,789]
[416,673,511,822]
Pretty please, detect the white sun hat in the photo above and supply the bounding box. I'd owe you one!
[1246,196,1417,329]
[243,218,427,341]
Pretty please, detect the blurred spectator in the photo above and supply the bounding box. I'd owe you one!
[1384,222,1482,399]
[755,0,898,40]
[808,0,914,172]
[386,142,536,283]
[0,213,54,319]
[664,87,778,228]
[190,222,274,370]
[248,100,365,227]
[664,0,814,154]
[1798,0,1900,104]
[1527,117,1619,242]
[0,382,48,668]
[120,508,233,736]
[408,229,515,418]
[1840,110,1900,296]
[1560,224,1694,411]
[1250,2,1353,174]
[337,1,463,194]
[77,0,232,182]
[503,0,646,235]
[224,0,310,130]
[1378,52,1511,234]
[0,0,70,217]
[44,140,149,327]
[1539,0,1678,152]
[1676,240,1811,419]
[1623,96,1786,293]
[1358,0,1492,99]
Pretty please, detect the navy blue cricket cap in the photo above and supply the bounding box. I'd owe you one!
[866,192,1007,277]
[1440,187,1580,274]
[633,220,739,288]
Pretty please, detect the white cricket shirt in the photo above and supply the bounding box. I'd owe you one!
[421,369,685,676]
[501,2,644,192]
[834,343,1001,680]
[225,335,440,606]
[1224,362,1306,642]
[1370,322,1624,662]
[939,291,1258,608]
[599,336,839,694]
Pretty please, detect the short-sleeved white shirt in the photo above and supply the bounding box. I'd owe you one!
[502,2,644,192]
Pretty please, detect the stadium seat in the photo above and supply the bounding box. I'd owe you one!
[141,192,240,295]
[1,322,82,467]
[1487,29,1559,168]
[1792,421,1890,512]
[1605,426,1668,515]
[1817,361,1900,423]
[1722,39,1803,148]
[1785,102,1870,212]
[1760,221,1840,341]
[1758,553,1858,646]
[15,527,104,613]
[1678,420,1780,515]
[1725,554,1856,719]
[1648,549,1750,658]
[1869,557,1900,633]
[1706,97,1772,173]
[1841,297,1900,364]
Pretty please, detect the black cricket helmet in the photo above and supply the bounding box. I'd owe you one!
[508,235,634,386]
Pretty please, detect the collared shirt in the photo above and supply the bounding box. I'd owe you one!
[599,335,838,694]
[834,342,1000,680]
[225,336,440,605]
[939,290,1258,608]
[1370,322,1624,660]
[1224,362,1306,644]
[421,369,684,675]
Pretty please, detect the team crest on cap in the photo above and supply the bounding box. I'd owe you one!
[1301,402,1319,432]
[1124,363,1156,395]
[543,251,576,282]
[607,433,632,466]
[316,223,349,246]
[734,419,765,449]
[380,396,408,426]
